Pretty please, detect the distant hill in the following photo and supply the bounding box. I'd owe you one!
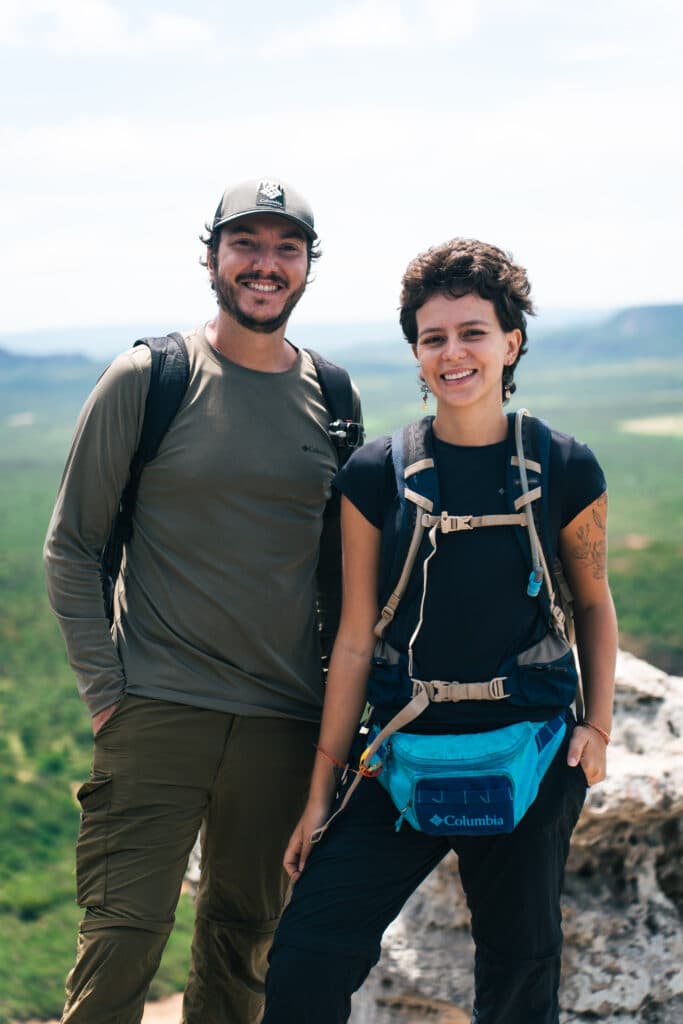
[2,303,680,364]
[530,304,683,362]
[0,347,93,371]
[0,324,168,360]
[1,303,681,405]
[0,323,404,361]
[305,304,683,366]
[0,347,99,391]
[0,347,102,425]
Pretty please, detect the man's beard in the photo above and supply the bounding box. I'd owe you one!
[214,274,306,334]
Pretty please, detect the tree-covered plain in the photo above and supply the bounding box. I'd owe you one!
[1,307,681,1020]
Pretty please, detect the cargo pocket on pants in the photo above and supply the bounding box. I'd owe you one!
[75,772,113,907]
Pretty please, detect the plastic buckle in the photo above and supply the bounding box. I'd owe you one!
[329,419,364,448]
[440,512,473,533]
[359,748,383,778]
[489,677,508,700]
[431,682,454,702]
[412,679,433,700]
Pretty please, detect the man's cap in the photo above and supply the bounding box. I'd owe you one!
[212,178,317,241]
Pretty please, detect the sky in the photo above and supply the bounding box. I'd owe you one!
[1,0,682,345]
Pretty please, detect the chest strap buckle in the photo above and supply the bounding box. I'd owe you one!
[413,677,509,702]
[420,512,474,533]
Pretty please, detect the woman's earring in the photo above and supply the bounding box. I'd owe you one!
[419,377,430,407]
[503,365,512,403]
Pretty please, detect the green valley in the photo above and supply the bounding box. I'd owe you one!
[0,305,681,1020]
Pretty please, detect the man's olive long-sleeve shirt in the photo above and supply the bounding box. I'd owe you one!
[44,326,353,721]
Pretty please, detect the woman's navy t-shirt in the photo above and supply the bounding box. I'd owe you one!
[334,422,605,728]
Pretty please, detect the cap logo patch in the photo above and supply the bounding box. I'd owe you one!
[256,180,285,209]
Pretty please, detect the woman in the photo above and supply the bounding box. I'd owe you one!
[262,238,617,1024]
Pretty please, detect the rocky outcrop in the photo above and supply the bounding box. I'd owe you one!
[348,651,683,1023]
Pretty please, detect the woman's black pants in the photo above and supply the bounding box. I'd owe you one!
[263,735,587,1024]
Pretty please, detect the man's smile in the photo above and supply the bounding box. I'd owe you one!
[238,274,287,294]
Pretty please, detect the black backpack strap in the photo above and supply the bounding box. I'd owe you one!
[305,347,364,466]
[131,332,190,464]
[304,348,363,677]
[120,332,189,534]
[101,332,189,622]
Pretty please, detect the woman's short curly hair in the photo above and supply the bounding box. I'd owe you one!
[399,238,535,401]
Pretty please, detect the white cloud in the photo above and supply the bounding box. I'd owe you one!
[1,71,681,334]
[0,0,210,56]
[423,0,479,40]
[1,1,681,336]
[261,0,478,56]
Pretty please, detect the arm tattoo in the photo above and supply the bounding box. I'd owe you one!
[591,491,607,532]
[572,495,607,580]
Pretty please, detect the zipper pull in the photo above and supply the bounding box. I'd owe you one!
[394,803,410,832]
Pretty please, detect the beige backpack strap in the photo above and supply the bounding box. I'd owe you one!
[414,677,508,702]
[511,454,541,473]
[421,511,528,532]
[374,458,435,639]
[514,411,585,717]
[309,667,513,845]
[514,409,568,637]
[310,684,431,844]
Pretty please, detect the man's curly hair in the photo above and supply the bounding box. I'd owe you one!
[399,238,535,401]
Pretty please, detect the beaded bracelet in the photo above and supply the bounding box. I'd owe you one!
[583,719,611,745]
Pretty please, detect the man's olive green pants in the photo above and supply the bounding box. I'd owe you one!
[62,695,317,1024]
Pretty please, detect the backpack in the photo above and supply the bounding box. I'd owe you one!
[100,332,363,624]
[367,408,581,719]
[309,409,582,845]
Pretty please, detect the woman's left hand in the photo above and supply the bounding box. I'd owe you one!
[567,724,608,786]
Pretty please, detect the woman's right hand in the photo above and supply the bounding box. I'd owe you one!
[283,800,331,881]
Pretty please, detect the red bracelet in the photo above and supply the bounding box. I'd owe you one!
[583,719,610,745]
[314,744,348,770]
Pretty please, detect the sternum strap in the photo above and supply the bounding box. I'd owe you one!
[421,511,527,532]
[414,677,508,702]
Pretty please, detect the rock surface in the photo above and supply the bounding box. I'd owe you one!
[30,652,681,1024]
[176,650,683,1022]
[348,650,683,1023]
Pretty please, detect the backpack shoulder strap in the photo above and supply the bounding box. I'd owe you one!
[375,417,437,638]
[305,347,363,467]
[506,409,545,595]
[121,330,190,531]
[304,349,363,674]
[101,332,190,622]
[132,332,190,464]
[508,409,571,640]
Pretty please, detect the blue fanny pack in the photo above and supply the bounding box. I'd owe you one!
[366,714,567,836]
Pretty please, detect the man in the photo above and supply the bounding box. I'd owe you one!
[44,178,362,1023]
